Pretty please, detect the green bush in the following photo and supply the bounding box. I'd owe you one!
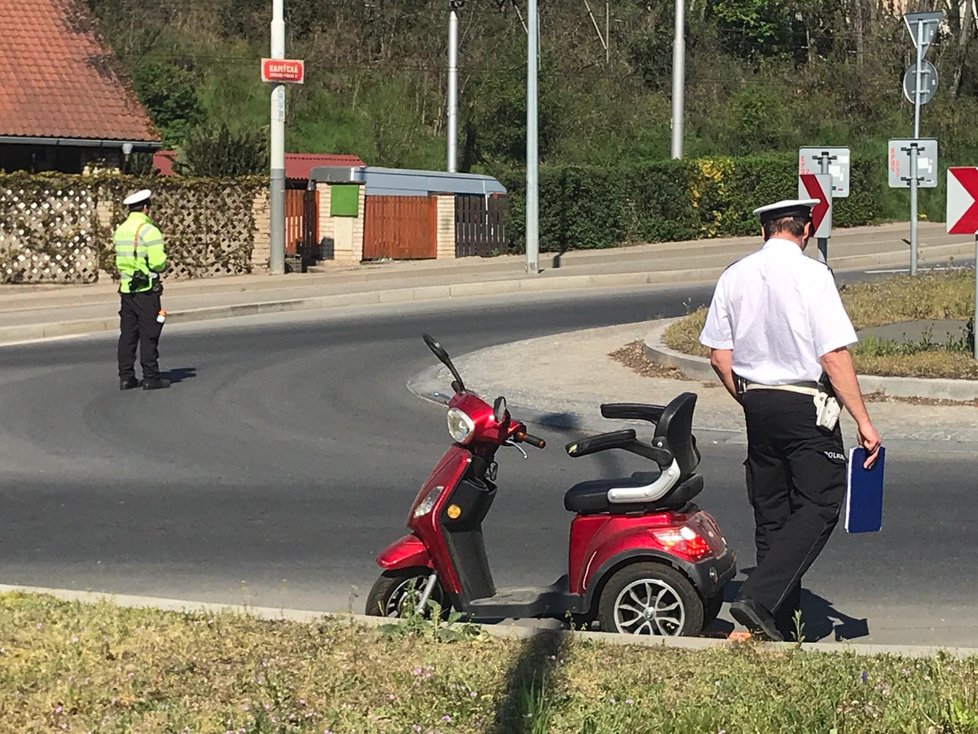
[500,153,889,254]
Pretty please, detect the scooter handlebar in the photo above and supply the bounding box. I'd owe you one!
[515,431,546,449]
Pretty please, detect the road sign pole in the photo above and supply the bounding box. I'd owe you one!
[974,235,977,360]
[269,0,285,276]
[910,144,919,276]
[818,156,831,263]
[908,21,925,277]
[525,0,538,274]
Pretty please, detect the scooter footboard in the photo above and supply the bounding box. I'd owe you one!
[376,534,433,571]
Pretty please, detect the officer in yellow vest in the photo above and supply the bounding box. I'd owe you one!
[115,189,169,390]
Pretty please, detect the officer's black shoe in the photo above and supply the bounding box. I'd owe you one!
[120,377,140,390]
[730,598,784,642]
[141,377,171,390]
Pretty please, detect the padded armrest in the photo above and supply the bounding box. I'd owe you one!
[600,403,666,424]
[565,429,636,458]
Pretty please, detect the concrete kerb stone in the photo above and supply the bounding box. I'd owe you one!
[644,318,978,401]
[2,583,975,660]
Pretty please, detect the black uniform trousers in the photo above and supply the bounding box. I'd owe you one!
[736,389,847,635]
[118,290,163,381]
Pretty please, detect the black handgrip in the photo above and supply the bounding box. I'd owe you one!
[565,429,637,458]
[601,403,666,423]
[517,432,546,449]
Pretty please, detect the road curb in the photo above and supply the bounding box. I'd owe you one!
[644,318,978,401]
[3,241,973,347]
[1,583,975,659]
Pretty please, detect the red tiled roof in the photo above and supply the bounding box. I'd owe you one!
[0,0,158,142]
[285,153,366,180]
[152,151,367,178]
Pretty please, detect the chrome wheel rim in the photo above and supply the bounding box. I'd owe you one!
[385,576,444,617]
[613,578,685,636]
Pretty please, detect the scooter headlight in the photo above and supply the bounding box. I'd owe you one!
[446,407,476,444]
[413,485,444,518]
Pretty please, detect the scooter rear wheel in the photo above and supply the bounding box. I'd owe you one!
[365,568,448,619]
[597,562,704,637]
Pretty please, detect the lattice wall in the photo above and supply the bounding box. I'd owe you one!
[0,173,267,285]
[0,182,102,284]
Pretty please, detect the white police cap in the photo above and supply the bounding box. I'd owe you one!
[752,198,819,224]
[123,189,152,207]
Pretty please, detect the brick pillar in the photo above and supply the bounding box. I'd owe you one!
[435,195,456,259]
[250,191,270,272]
[319,183,365,264]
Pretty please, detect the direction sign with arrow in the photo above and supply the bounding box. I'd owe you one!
[947,167,978,235]
[798,173,832,238]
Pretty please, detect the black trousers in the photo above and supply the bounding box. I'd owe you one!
[736,389,846,633]
[118,290,163,381]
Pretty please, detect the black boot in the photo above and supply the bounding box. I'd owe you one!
[120,377,140,390]
[142,377,170,390]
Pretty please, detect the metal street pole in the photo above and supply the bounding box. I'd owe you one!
[526,0,539,274]
[670,0,685,159]
[269,0,285,275]
[909,20,924,276]
[447,3,459,172]
[817,155,831,263]
[974,235,978,361]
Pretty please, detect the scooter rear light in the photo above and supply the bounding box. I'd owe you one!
[651,525,713,561]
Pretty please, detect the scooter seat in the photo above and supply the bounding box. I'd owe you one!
[564,472,704,515]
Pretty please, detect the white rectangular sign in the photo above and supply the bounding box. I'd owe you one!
[799,147,850,198]
[888,139,938,188]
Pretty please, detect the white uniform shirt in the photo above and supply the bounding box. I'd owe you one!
[699,238,857,384]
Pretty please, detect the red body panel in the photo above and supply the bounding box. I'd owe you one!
[377,534,432,571]
[568,510,693,595]
[404,444,473,594]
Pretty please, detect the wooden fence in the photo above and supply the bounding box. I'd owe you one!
[363,195,437,260]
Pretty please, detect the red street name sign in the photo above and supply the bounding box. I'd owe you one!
[261,58,304,84]
[947,167,978,235]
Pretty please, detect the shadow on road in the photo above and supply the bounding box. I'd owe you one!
[163,367,197,384]
[726,572,870,642]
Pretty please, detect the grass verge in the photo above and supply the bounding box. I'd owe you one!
[3,593,978,733]
[663,271,978,379]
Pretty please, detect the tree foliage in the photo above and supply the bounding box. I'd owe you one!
[83,0,978,176]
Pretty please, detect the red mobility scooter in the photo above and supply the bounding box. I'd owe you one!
[366,335,735,636]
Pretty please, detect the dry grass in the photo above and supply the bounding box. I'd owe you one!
[3,593,978,733]
[662,272,977,379]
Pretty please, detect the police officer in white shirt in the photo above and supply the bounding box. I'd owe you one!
[699,198,882,641]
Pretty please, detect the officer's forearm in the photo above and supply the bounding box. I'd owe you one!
[819,347,872,427]
[709,348,739,402]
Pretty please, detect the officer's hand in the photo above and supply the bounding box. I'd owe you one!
[857,421,882,469]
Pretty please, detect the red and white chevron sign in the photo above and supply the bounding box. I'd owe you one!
[798,173,832,238]
[947,167,978,235]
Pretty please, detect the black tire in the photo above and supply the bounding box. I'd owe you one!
[703,594,724,627]
[364,568,448,618]
[597,562,704,637]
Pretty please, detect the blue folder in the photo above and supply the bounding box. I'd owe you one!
[845,446,885,533]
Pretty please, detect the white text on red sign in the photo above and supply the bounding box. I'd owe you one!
[261,58,305,84]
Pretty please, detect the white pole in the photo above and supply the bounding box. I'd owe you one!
[670,0,685,159]
[909,21,924,277]
[447,7,459,173]
[269,0,286,275]
[526,0,539,274]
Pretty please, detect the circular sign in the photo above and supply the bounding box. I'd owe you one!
[903,60,938,105]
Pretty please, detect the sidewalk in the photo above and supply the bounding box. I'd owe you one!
[409,322,978,445]
[0,222,972,345]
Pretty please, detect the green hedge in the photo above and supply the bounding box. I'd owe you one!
[498,153,890,253]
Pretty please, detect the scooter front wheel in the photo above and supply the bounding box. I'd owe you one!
[597,562,704,637]
[365,568,449,619]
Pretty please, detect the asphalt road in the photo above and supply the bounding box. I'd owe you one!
[1,284,975,646]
